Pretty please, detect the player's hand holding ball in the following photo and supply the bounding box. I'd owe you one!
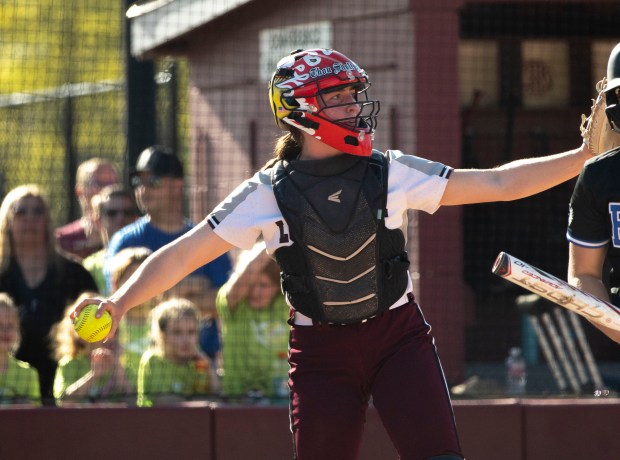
[73,304,113,343]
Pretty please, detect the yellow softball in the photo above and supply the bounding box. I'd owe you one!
[73,304,112,343]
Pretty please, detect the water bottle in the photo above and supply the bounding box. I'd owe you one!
[505,347,527,395]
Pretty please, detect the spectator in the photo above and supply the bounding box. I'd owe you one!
[108,246,154,379]
[51,292,134,405]
[0,184,97,405]
[137,297,218,407]
[161,274,221,370]
[105,145,232,349]
[216,243,289,400]
[82,185,140,293]
[55,158,119,260]
[0,292,40,406]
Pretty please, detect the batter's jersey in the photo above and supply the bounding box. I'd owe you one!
[207,149,451,263]
[567,147,620,287]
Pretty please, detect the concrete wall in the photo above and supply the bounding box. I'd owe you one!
[1,399,619,459]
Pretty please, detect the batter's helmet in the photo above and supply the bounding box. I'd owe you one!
[605,42,620,133]
[268,49,380,157]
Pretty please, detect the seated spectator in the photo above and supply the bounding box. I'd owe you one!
[137,298,218,407]
[0,293,40,406]
[51,293,134,405]
[107,246,154,379]
[55,158,119,260]
[216,243,290,400]
[161,274,222,371]
[82,184,140,294]
[0,184,97,405]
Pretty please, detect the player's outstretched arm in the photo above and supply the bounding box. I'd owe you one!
[440,144,593,206]
[71,221,234,340]
[568,243,620,344]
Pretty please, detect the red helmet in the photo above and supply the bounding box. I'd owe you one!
[269,49,380,157]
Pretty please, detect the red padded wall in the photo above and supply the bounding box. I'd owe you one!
[524,399,620,459]
[0,399,618,459]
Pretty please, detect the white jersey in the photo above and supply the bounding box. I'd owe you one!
[207,149,452,254]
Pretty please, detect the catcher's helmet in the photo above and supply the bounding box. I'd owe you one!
[605,42,620,133]
[268,49,380,157]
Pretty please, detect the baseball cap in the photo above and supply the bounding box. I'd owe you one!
[132,146,184,178]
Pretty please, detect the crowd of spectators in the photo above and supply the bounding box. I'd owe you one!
[0,147,289,407]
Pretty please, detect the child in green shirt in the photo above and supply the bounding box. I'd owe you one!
[52,292,134,405]
[0,293,40,405]
[108,247,155,378]
[137,298,218,407]
[216,243,290,400]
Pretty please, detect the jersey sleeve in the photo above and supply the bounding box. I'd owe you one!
[567,164,609,248]
[207,171,279,250]
[386,150,452,215]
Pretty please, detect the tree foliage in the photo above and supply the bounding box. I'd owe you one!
[0,1,125,222]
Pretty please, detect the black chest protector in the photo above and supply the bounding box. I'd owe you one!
[271,150,410,324]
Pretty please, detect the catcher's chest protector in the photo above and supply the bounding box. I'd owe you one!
[271,150,410,324]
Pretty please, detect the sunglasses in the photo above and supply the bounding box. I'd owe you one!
[103,208,138,218]
[13,206,45,217]
[131,176,162,188]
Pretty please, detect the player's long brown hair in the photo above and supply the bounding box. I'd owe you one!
[262,126,304,170]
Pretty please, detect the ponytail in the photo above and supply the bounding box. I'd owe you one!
[262,127,303,170]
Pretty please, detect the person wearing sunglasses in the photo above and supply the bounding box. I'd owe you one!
[104,146,232,361]
[55,158,119,260]
[0,184,97,405]
[83,184,140,294]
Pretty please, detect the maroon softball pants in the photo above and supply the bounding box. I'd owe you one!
[288,298,464,460]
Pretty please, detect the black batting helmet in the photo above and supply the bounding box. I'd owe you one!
[605,43,620,133]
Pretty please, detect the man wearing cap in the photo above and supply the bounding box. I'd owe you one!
[104,145,232,306]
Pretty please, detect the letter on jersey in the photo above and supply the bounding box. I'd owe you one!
[610,203,620,247]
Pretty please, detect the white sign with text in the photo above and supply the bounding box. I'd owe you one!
[259,21,332,81]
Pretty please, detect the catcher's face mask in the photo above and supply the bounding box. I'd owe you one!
[268,48,380,157]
